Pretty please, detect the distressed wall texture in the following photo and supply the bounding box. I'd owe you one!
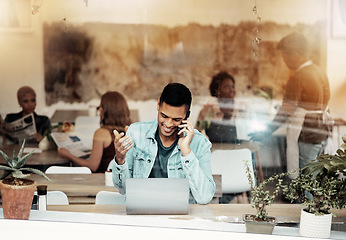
[44,21,324,105]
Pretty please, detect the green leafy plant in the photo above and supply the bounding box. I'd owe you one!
[0,140,50,185]
[42,124,59,142]
[283,135,346,215]
[245,160,295,221]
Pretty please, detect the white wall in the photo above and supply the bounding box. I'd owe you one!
[1,0,345,124]
[0,12,45,116]
[326,0,346,120]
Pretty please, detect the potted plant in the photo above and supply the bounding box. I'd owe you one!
[283,135,346,238]
[0,140,50,219]
[243,160,295,234]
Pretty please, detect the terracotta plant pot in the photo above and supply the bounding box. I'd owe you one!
[299,209,332,238]
[0,179,36,220]
[243,214,277,235]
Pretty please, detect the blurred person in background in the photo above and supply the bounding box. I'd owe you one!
[196,71,236,132]
[5,86,51,143]
[250,32,332,175]
[58,91,131,173]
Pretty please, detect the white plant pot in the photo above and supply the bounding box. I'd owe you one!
[299,209,332,238]
[38,136,54,151]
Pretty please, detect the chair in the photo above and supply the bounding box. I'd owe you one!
[95,191,126,205]
[210,148,255,204]
[34,191,69,205]
[47,191,69,205]
[74,116,100,148]
[45,166,92,174]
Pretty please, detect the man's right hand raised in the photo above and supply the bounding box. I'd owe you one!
[113,130,134,165]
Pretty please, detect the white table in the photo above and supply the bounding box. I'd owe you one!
[0,207,345,240]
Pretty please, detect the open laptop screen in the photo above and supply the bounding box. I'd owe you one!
[125,178,189,215]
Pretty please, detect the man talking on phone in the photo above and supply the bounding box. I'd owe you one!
[112,83,215,204]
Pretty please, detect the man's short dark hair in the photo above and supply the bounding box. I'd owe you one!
[159,83,192,111]
[277,32,309,58]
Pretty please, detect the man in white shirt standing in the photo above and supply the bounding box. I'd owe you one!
[251,32,331,175]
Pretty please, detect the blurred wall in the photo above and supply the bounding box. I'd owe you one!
[0,0,345,123]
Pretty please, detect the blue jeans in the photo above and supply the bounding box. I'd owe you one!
[298,140,327,169]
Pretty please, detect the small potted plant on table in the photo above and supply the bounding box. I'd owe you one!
[243,160,295,234]
[0,140,50,219]
[283,135,346,238]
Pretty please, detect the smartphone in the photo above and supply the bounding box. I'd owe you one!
[177,110,190,134]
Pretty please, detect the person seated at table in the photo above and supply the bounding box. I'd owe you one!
[112,83,216,204]
[4,86,51,143]
[195,72,240,143]
[196,72,236,132]
[58,91,131,173]
[196,73,254,203]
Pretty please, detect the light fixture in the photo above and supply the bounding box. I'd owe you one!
[32,0,43,15]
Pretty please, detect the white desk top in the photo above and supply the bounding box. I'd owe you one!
[0,208,345,240]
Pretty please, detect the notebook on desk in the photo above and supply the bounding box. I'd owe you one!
[125,178,189,215]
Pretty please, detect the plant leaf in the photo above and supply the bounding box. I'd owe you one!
[12,149,17,165]
[16,140,26,162]
[12,170,30,179]
[0,170,11,180]
[20,167,51,181]
[14,150,35,168]
[0,165,14,171]
[0,150,13,167]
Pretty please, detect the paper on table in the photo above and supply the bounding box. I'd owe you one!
[50,132,91,158]
[2,113,37,142]
[23,147,42,153]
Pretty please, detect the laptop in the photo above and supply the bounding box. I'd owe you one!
[125,178,190,215]
[206,120,241,144]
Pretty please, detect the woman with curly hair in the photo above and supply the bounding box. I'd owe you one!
[196,71,236,132]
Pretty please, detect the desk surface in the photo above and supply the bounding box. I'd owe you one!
[1,205,346,240]
[28,173,221,204]
[0,143,69,166]
[28,173,222,204]
[28,173,117,204]
[47,204,346,224]
[211,141,259,152]
[29,173,116,196]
